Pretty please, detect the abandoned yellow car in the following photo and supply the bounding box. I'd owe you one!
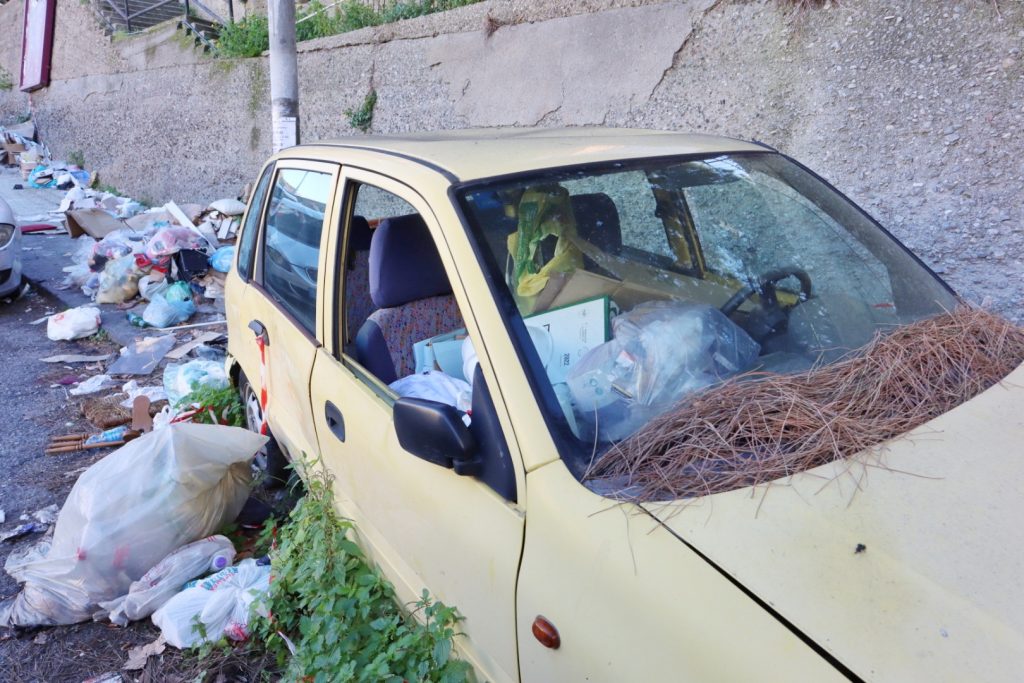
[224,128,1024,682]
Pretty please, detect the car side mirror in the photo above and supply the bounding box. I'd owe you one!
[394,397,480,475]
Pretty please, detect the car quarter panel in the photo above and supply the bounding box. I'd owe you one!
[517,460,848,682]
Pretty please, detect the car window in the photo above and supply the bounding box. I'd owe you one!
[342,182,467,390]
[236,165,274,281]
[684,167,894,306]
[262,168,333,332]
[562,170,674,258]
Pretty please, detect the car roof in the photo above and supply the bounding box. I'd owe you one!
[291,127,771,183]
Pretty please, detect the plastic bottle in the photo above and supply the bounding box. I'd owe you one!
[210,549,233,572]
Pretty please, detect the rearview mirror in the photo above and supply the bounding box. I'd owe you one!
[394,398,479,474]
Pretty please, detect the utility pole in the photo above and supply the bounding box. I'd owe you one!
[268,0,299,153]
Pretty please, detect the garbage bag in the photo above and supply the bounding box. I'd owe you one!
[90,229,145,266]
[152,558,271,648]
[142,294,195,328]
[164,360,229,407]
[145,227,202,261]
[567,302,760,442]
[208,246,234,273]
[0,424,266,627]
[47,306,101,341]
[138,274,171,301]
[95,255,144,304]
[99,535,236,626]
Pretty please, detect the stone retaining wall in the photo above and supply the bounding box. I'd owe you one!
[0,0,1021,318]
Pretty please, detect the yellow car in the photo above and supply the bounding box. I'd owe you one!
[225,128,1023,682]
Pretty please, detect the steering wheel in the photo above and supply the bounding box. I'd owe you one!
[720,267,813,318]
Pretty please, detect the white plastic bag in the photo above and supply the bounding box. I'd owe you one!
[390,371,472,412]
[47,306,101,341]
[70,374,116,396]
[0,424,267,627]
[99,535,236,626]
[568,302,759,441]
[152,558,271,648]
[163,360,229,407]
[119,380,167,408]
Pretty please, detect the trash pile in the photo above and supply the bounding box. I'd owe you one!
[586,307,1024,501]
[57,195,240,326]
[0,422,271,647]
[0,120,48,181]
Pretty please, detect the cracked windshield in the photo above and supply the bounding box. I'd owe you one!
[459,153,956,448]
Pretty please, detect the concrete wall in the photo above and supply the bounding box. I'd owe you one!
[0,0,1021,320]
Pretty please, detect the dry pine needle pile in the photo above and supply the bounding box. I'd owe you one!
[587,307,1024,501]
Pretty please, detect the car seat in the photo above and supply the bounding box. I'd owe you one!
[344,215,375,346]
[355,214,464,384]
[571,193,623,256]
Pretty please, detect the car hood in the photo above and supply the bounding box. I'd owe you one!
[644,362,1024,682]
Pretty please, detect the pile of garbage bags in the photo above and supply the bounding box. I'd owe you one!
[0,423,266,628]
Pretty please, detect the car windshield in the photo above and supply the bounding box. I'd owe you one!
[456,152,957,474]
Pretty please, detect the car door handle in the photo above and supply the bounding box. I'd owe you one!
[325,401,345,442]
[248,320,270,346]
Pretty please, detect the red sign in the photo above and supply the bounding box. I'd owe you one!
[20,0,56,92]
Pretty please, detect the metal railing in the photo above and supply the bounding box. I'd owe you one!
[180,0,231,51]
[100,0,180,32]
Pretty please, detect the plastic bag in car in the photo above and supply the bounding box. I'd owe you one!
[0,424,266,627]
[567,301,759,442]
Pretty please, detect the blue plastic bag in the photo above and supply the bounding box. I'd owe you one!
[142,293,195,328]
[209,246,235,273]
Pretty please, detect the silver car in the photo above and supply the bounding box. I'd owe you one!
[0,198,22,297]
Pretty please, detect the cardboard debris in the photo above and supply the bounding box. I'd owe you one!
[65,209,127,239]
[165,331,223,361]
[164,201,196,229]
[39,353,114,364]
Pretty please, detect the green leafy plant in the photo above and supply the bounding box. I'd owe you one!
[178,384,246,427]
[249,467,470,682]
[0,66,12,91]
[217,15,270,58]
[216,1,482,58]
[345,89,377,133]
[67,149,86,168]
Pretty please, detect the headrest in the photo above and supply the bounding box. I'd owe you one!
[571,193,622,254]
[369,213,452,308]
[349,215,372,252]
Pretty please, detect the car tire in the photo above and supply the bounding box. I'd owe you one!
[238,371,290,488]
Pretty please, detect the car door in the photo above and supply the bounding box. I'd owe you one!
[226,162,276,389]
[310,167,525,683]
[246,160,339,464]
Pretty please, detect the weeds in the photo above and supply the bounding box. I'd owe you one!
[0,66,12,91]
[178,384,245,426]
[67,150,86,168]
[247,466,471,682]
[345,89,377,132]
[217,15,269,58]
[216,0,481,58]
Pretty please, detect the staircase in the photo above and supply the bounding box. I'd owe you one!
[92,0,230,53]
[94,0,184,33]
